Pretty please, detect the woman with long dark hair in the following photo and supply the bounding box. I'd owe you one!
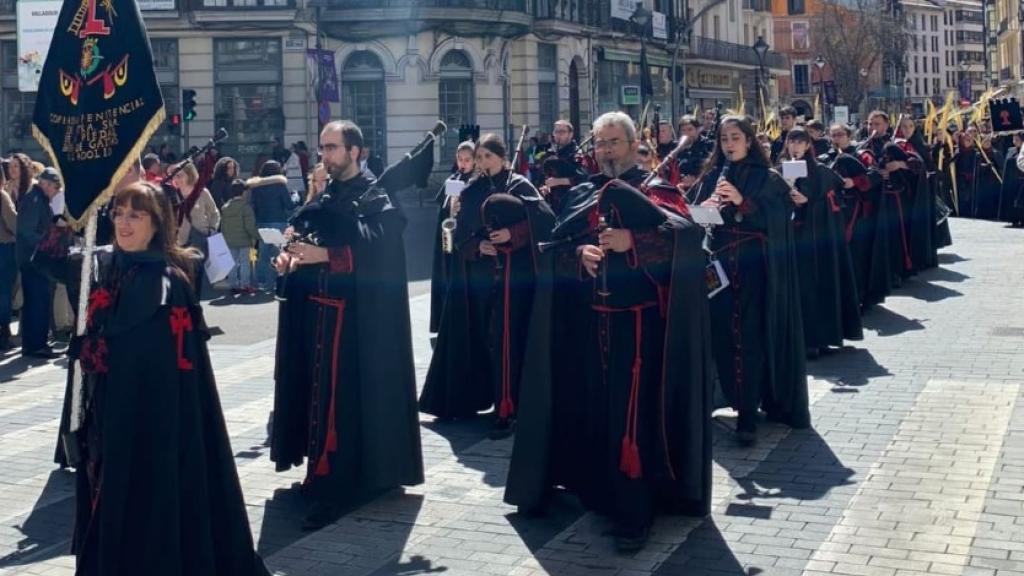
[209,156,240,209]
[779,128,862,357]
[4,153,33,204]
[421,134,554,437]
[67,182,268,575]
[690,115,807,445]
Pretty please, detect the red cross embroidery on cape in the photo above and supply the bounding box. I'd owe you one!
[169,307,194,370]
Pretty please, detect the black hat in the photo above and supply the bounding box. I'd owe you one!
[598,180,667,230]
[481,193,527,230]
[832,154,868,178]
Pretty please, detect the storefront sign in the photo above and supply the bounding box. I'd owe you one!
[16,0,61,92]
[652,12,668,40]
[687,66,732,90]
[621,85,641,105]
[833,105,849,125]
[137,0,176,9]
[612,0,645,21]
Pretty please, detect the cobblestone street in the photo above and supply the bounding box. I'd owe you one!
[1,217,1022,576]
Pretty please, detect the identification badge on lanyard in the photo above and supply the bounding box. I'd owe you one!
[705,258,730,299]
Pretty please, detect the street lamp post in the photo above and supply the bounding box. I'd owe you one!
[752,36,769,119]
[815,55,826,123]
[859,67,869,121]
[629,2,653,115]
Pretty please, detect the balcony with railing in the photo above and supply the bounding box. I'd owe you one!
[690,36,789,69]
[533,0,604,29]
[197,0,294,8]
[321,0,531,39]
[742,0,772,12]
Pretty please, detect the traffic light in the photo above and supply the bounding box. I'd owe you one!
[182,89,197,122]
[168,113,181,134]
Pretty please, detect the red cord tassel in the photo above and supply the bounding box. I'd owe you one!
[619,437,643,479]
[619,308,645,480]
[315,454,330,476]
[498,250,515,421]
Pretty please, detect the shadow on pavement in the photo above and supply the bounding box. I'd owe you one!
[861,305,926,337]
[899,276,963,303]
[937,252,968,265]
[420,416,508,488]
[255,484,309,558]
[724,427,856,504]
[807,347,891,389]
[652,520,760,576]
[0,470,76,569]
[0,349,62,382]
[917,266,969,283]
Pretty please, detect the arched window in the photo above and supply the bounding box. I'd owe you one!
[342,51,387,165]
[438,50,475,162]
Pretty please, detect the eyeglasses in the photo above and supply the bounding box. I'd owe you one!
[110,208,151,224]
[594,138,631,149]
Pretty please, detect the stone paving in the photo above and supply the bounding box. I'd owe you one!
[0,217,1023,576]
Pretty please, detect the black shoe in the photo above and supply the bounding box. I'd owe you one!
[736,429,757,447]
[489,418,514,440]
[613,525,650,553]
[301,502,341,531]
[24,347,60,359]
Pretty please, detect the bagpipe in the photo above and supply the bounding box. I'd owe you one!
[278,120,447,299]
[451,125,533,261]
[537,178,669,297]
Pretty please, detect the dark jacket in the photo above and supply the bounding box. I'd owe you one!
[220,196,259,248]
[245,175,293,224]
[16,185,52,267]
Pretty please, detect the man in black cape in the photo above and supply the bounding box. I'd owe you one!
[538,120,588,215]
[505,112,713,553]
[831,152,887,308]
[271,121,423,529]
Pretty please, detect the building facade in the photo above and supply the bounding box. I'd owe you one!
[903,0,954,114]
[0,0,787,171]
[947,0,987,100]
[992,0,1021,94]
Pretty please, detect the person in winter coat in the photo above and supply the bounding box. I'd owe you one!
[246,160,294,290]
[219,180,259,294]
[173,163,221,249]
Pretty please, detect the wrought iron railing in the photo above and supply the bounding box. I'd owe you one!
[327,0,527,8]
[691,36,788,69]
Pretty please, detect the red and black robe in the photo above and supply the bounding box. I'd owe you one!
[69,250,268,576]
[271,174,424,505]
[420,171,554,420]
[505,178,714,531]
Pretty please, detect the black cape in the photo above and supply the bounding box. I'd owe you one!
[69,250,267,576]
[695,160,809,428]
[419,171,554,419]
[429,171,473,333]
[790,161,863,347]
[271,174,424,500]
[504,179,714,518]
[999,147,1024,224]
